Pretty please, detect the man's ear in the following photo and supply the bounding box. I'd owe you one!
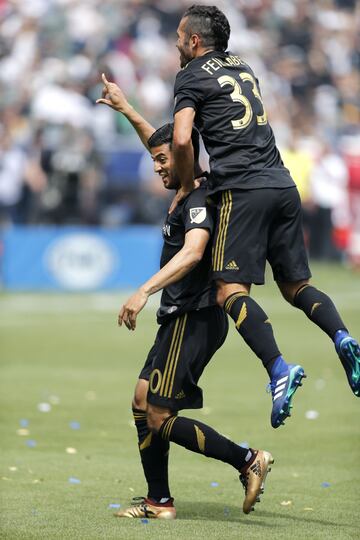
[191,33,200,49]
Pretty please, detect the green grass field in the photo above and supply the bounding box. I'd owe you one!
[1,263,359,539]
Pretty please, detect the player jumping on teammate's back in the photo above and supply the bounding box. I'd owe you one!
[97,79,274,517]
[171,5,360,428]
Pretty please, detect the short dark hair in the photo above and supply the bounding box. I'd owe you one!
[147,122,200,162]
[182,5,230,52]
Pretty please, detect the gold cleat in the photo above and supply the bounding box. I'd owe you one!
[240,450,274,514]
[114,497,176,520]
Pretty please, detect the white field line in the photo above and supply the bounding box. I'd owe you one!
[0,290,359,319]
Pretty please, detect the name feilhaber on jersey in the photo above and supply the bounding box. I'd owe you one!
[201,55,247,76]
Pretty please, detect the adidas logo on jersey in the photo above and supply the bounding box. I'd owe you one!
[225,260,239,270]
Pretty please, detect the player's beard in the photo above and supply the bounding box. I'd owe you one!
[178,45,192,68]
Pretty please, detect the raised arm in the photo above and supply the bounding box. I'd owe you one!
[96,73,155,149]
[118,227,210,330]
[173,107,196,193]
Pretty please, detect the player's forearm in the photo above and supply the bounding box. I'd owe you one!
[172,141,196,192]
[141,246,202,296]
[119,104,155,149]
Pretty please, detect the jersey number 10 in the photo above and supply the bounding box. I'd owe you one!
[217,72,268,130]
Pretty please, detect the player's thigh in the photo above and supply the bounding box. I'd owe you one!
[147,307,228,411]
[212,189,272,285]
[267,188,311,283]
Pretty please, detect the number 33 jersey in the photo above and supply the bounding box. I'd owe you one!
[173,51,295,194]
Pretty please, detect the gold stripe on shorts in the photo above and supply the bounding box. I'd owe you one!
[213,190,232,271]
[159,314,187,398]
[167,313,188,398]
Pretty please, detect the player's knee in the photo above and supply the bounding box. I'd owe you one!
[132,379,148,411]
[216,280,250,307]
[146,405,171,434]
[278,280,309,305]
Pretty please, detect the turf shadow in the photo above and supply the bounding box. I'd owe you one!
[175,501,275,526]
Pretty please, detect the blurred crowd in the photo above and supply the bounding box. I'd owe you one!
[0,0,359,261]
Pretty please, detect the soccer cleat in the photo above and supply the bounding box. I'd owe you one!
[268,363,306,428]
[240,450,274,514]
[114,496,176,520]
[336,336,360,396]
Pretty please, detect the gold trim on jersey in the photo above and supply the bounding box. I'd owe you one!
[159,314,188,398]
[213,190,232,271]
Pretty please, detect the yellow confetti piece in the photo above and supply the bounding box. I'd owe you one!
[8,467,18,472]
[32,479,42,484]
[280,500,292,506]
[292,472,300,478]
[129,487,134,492]
[16,428,30,436]
[304,507,314,511]
[66,447,77,454]
[85,391,97,401]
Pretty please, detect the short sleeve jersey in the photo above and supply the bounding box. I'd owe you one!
[157,182,216,324]
[174,51,295,194]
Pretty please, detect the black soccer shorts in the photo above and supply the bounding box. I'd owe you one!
[139,305,228,411]
[211,186,311,284]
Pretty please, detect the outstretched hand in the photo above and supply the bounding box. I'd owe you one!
[96,73,130,113]
[118,289,149,331]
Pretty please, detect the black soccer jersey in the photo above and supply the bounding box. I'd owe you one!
[157,182,217,324]
[174,51,295,193]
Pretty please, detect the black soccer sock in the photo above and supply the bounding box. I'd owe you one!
[159,415,254,472]
[294,285,347,340]
[133,408,170,500]
[224,292,281,374]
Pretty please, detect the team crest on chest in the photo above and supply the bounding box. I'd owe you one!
[189,207,206,224]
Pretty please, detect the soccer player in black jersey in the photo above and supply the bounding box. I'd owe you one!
[96,76,274,518]
[171,5,360,428]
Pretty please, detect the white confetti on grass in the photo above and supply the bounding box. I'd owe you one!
[8,467,18,472]
[37,402,51,413]
[66,447,77,454]
[305,410,319,420]
[281,500,292,506]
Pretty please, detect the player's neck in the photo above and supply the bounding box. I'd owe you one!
[194,47,215,59]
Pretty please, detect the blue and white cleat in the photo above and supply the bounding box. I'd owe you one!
[336,336,360,397]
[268,364,306,428]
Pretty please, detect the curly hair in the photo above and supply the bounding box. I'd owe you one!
[182,5,230,52]
[148,123,200,162]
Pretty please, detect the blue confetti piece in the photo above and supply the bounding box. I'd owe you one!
[321,482,331,488]
[69,421,81,430]
[20,419,29,427]
[108,503,121,509]
[26,440,36,448]
[141,519,149,524]
[68,477,81,484]
[211,482,219,487]
[224,507,230,516]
